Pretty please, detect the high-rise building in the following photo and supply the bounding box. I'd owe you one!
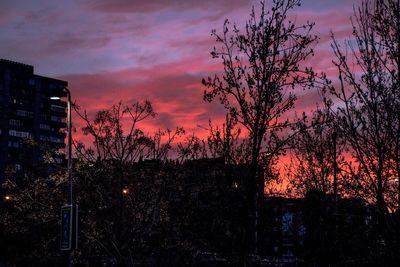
[0,59,67,182]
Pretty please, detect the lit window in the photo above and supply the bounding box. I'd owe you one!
[51,104,65,112]
[9,130,31,138]
[16,109,33,118]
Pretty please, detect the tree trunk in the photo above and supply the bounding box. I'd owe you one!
[251,132,260,255]
[118,163,125,266]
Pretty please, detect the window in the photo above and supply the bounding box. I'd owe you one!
[9,130,31,138]
[40,124,51,130]
[51,115,65,122]
[51,104,65,112]
[9,119,23,127]
[13,99,29,106]
[51,136,64,144]
[40,135,64,144]
[282,211,293,233]
[16,109,33,118]
[41,114,50,120]
[8,141,20,148]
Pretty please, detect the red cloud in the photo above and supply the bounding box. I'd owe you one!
[51,0,360,155]
[59,57,228,145]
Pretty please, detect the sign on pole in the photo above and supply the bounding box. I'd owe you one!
[60,205,73,251]
[73,204,78,250]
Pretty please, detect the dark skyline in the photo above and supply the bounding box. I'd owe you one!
[1,1,400,266]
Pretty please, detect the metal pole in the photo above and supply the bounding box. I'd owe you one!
[66,88,72,206]
[66,87,72,267]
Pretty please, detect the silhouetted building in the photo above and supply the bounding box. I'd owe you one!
[0,59,67,182]
[161,159,374,266]
[262,191,371,266]
[262,196,305,264]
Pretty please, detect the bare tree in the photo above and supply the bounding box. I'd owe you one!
[149,127,185,161]
[74,101,184,265]
[324,0,400,259]
[372,0,400,212]
[328,1,397,211]
[288,104,344,196]
[202,0,317,252]
[74,101,155,163]
[176,134,207,163]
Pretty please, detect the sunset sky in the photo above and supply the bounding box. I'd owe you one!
[0,0,361,139]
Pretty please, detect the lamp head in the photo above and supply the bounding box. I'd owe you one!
[50,96,61,100]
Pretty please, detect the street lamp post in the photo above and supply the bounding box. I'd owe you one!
[66,88,72,207]
[51,87,72,205]
[51,87,74,267]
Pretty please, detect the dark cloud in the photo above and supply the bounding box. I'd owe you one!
[47,35,111,53]
[85,0,252,14]
[153,113,175,130]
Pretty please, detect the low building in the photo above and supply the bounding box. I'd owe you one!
[262,191,371,266]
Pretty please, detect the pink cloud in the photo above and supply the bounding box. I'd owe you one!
[0,0,365,164]
[59,56,229,145]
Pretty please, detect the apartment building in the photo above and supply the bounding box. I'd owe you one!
[0,59,67,181]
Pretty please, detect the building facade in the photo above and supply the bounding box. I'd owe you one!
[262,191,371,266]
[0,59,67,182]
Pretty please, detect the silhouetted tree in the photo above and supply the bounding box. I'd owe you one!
[324,0,400,262]
[0,173,65,266]
[74,101,184,266]
[202,0,317,252]
[371,0,400,217]
[0,139,66,266]
[288,105,344,196]
[176,115,248,164]
[176,134,207,163]
[204,115,251,165]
